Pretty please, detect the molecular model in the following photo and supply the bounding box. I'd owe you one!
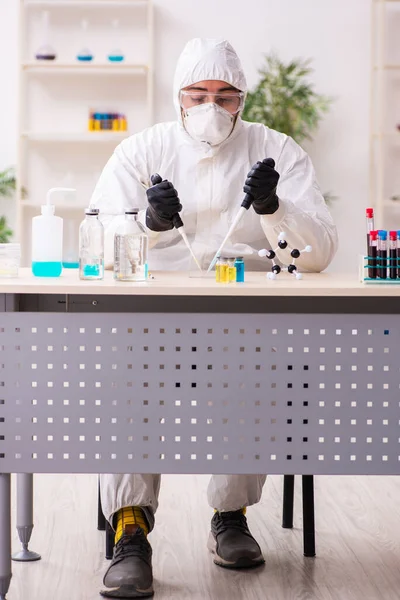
[258,232,312,280]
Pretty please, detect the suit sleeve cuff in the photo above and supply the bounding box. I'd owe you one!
[259,200,287,228]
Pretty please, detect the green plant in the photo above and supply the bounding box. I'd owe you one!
[0,167,16,243]
[242,54,332,144]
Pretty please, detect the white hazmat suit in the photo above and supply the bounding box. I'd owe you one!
[92,38,338,529]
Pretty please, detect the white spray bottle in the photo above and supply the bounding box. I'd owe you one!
[31,188,76,277]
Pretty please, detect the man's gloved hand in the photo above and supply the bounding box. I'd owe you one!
[243,158,280,215]
[146,177,182,232]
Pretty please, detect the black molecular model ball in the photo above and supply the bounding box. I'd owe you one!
[287,264,297,274]
[290,249,300,259]
[272,265,281,274]
[278,240,288,250]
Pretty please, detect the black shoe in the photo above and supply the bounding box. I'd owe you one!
[208,511,265,569]
[101,526,154,598]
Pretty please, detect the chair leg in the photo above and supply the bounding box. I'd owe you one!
[97,478,106,531]
[105,520,115,560]
[302,475,316,557]
[282,475,295,529]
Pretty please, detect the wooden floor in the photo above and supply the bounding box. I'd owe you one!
[7,474,400,600]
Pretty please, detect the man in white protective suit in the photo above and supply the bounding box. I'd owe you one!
[92,38,338,599]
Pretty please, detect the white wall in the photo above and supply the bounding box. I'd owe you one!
[0,0,371,272]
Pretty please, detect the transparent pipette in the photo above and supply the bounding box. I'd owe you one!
[207,158,276,273]
[207,205,249,273]
[150,174,202,272]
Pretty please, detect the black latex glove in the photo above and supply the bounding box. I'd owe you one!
[243,158,280,215]
[146,175,182,232]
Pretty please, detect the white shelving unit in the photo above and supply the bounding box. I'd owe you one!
[370,0,400,228]
[17,0,154,265]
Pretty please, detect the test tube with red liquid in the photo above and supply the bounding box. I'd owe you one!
[366,208,375,278]
[368,230,378,279]
[378,230,387,279]
[389,231,397,280]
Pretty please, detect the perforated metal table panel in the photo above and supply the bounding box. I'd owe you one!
[1,273,400,599]
[1,312,399,476]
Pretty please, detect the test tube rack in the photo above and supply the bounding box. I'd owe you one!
[360,255,400,284]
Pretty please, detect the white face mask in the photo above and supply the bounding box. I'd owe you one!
[183,103,235,146]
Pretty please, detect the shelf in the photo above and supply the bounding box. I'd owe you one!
[373,65,400,70]
[372,132,400,138]
[22,201,86,211]
[22,63,148,75]
[22,131,130,142]
[25,1,148,6]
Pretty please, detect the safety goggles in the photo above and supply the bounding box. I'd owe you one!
[180,90,245,115]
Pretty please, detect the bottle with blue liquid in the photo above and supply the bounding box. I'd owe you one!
[79,206,104,280]
[31,188,75,277]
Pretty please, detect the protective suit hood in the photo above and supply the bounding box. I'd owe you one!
[173,38,248,126]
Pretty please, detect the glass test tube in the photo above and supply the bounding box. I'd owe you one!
[366,208,374,278]
[397,231,400,279]
[368,230,377,280]
[378,230,387,279]
[389,231,397,280]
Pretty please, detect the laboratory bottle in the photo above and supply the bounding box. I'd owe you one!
[219,257,230,284]
[234,257,245,283]
[228,258,236,282]
[114,209,148,282]
[31,187,75,277]
[215,255,221,283]
[79,206,104,280]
